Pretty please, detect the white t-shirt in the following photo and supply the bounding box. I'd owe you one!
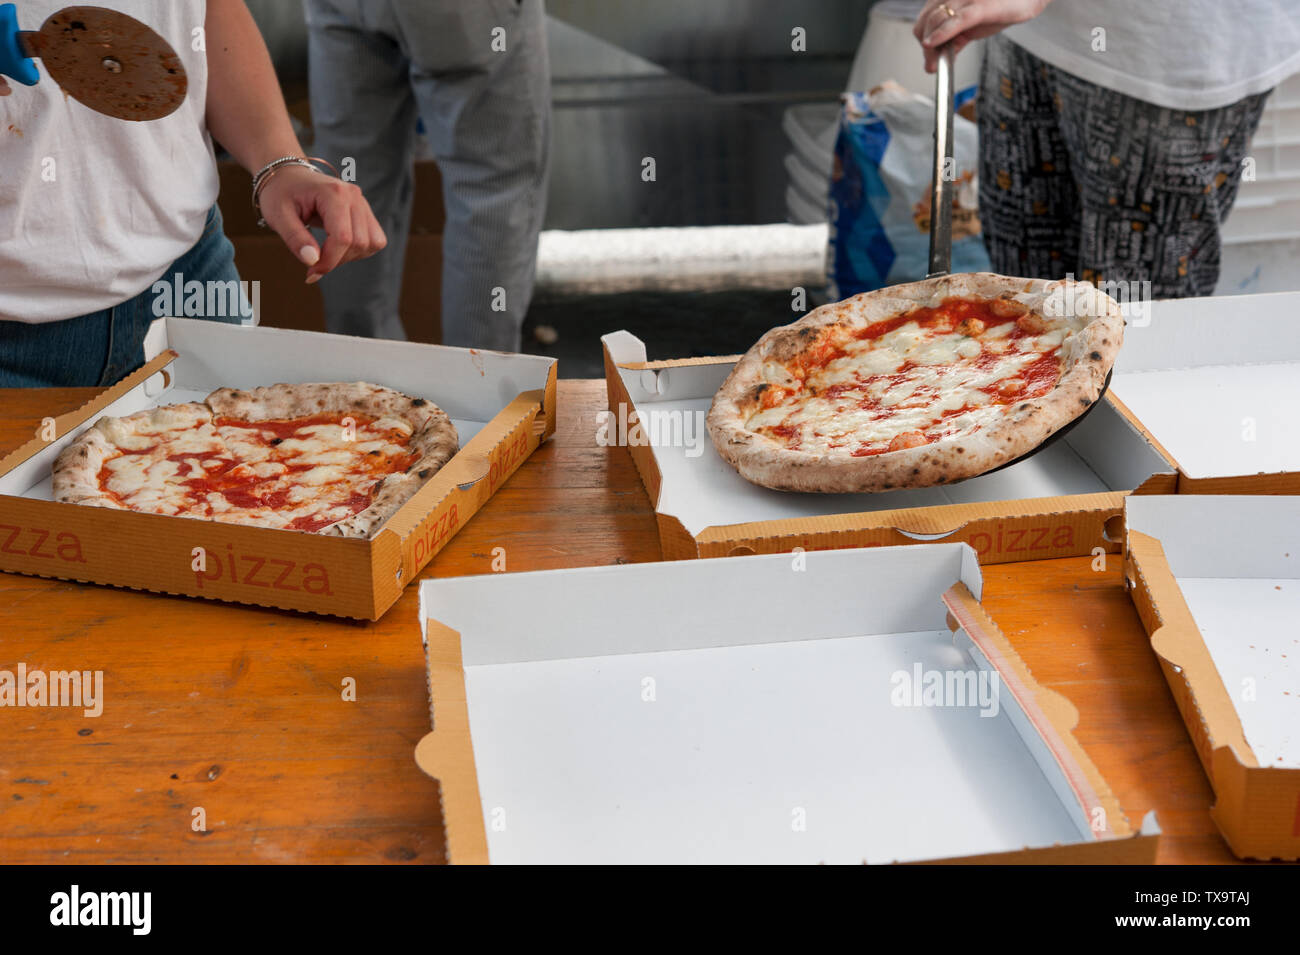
[0,0,217,324]
[1005,0,1300,110]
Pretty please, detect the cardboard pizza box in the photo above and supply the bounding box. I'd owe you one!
[0,319,557,620]
[1107,290,1300,495]
[601,331,1176,563]
[414,543,1159,864]
[1125,495,1300,861]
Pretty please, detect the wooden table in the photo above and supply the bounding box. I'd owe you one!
[0,381,1244,864]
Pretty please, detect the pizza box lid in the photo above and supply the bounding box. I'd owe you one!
[1125,494,1300,860]
[414,542,1159,864]
[1108,290,1300,492]
[0,318,558,619]
[600,329,1175,562]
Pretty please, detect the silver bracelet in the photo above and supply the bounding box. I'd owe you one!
[251,156,315,208]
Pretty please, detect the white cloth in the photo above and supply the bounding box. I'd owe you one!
[0,0,216,324]
[1004,0,1300,111]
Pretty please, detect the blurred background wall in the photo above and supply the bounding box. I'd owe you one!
[243,0,873,229]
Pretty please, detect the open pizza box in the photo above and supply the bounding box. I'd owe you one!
[602,289,1297,563]
[1107,290,1300,496]
[414,543,1159,864]
[1125,495,1300,861]
[601,331,1174,563]
[0,318,557,620]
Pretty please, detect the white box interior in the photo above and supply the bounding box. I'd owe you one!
[1127,495,1300,768]
[419,544,1103,864]
[1,319,555,520]
[1111,291,1300,479]
[603,331,1169,537]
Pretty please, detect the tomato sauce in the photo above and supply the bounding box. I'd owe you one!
[215,411,378,438]
[95,411,417,532]
[758,296,1064,456]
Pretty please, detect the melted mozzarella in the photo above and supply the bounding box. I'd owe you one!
[95,409,418,532]
[750,315,1071,454]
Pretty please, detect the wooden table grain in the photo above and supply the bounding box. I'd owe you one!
[0,381,1244,864]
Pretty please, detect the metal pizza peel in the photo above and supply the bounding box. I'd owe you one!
[923,45,1112,478]
[0,3,187,121]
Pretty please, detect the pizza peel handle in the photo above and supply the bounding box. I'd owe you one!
[0,4,40,85]
[926,46,956,279]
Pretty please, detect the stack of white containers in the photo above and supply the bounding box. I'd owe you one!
[1219,73,1300,294]
[782,0,982,227]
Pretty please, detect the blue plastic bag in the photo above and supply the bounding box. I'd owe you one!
[827,84,990,298]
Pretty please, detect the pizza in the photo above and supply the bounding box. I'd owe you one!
[707,273,1123,493]
[52,382,458,538]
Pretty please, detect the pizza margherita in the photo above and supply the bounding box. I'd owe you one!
[706,273,1123,493]
[52,382,458,538]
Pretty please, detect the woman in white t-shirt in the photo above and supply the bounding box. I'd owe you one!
[913,0,1300,297]
[0,0,386,387]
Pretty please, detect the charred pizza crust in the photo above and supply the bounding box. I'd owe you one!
[706,273,1123,493]
[53,382,458,539]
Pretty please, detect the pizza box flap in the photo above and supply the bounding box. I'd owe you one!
[1109,291,1300,486]
[0,349,178,483]
[1124,494,1300,859]
[414,544,1156,864]
[143,318,556,426]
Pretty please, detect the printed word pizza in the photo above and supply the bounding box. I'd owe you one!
[53,382,458,538]
[707,274,1123,493]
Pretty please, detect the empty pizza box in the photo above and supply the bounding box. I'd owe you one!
[415,543,1159,864]
[0,318,557,619]
[1126,495,1300,861]
[1106,290,1300,496]
[601,289,1298,563]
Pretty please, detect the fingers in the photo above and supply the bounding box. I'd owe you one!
[309,185,355,284]
[916,1,965,72]
[350,202,387,264]
[256,169,388,283]
[922,3,969,49]
[367,207,388,254]
[346,202,371,265]
[0,77,11,96]
[259,193,322,270]
[923,28,973,72]
[913,0,943,41]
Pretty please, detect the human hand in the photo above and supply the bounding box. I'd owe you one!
[256,164,387,284]
[0,77,11,95]
[913,0,1053,72]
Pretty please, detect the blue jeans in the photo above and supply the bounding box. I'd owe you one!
[0,204,246,388]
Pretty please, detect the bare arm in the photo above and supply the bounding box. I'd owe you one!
[204,0,384,281]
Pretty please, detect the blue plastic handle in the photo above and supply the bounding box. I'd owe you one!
[0,3,40,86]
